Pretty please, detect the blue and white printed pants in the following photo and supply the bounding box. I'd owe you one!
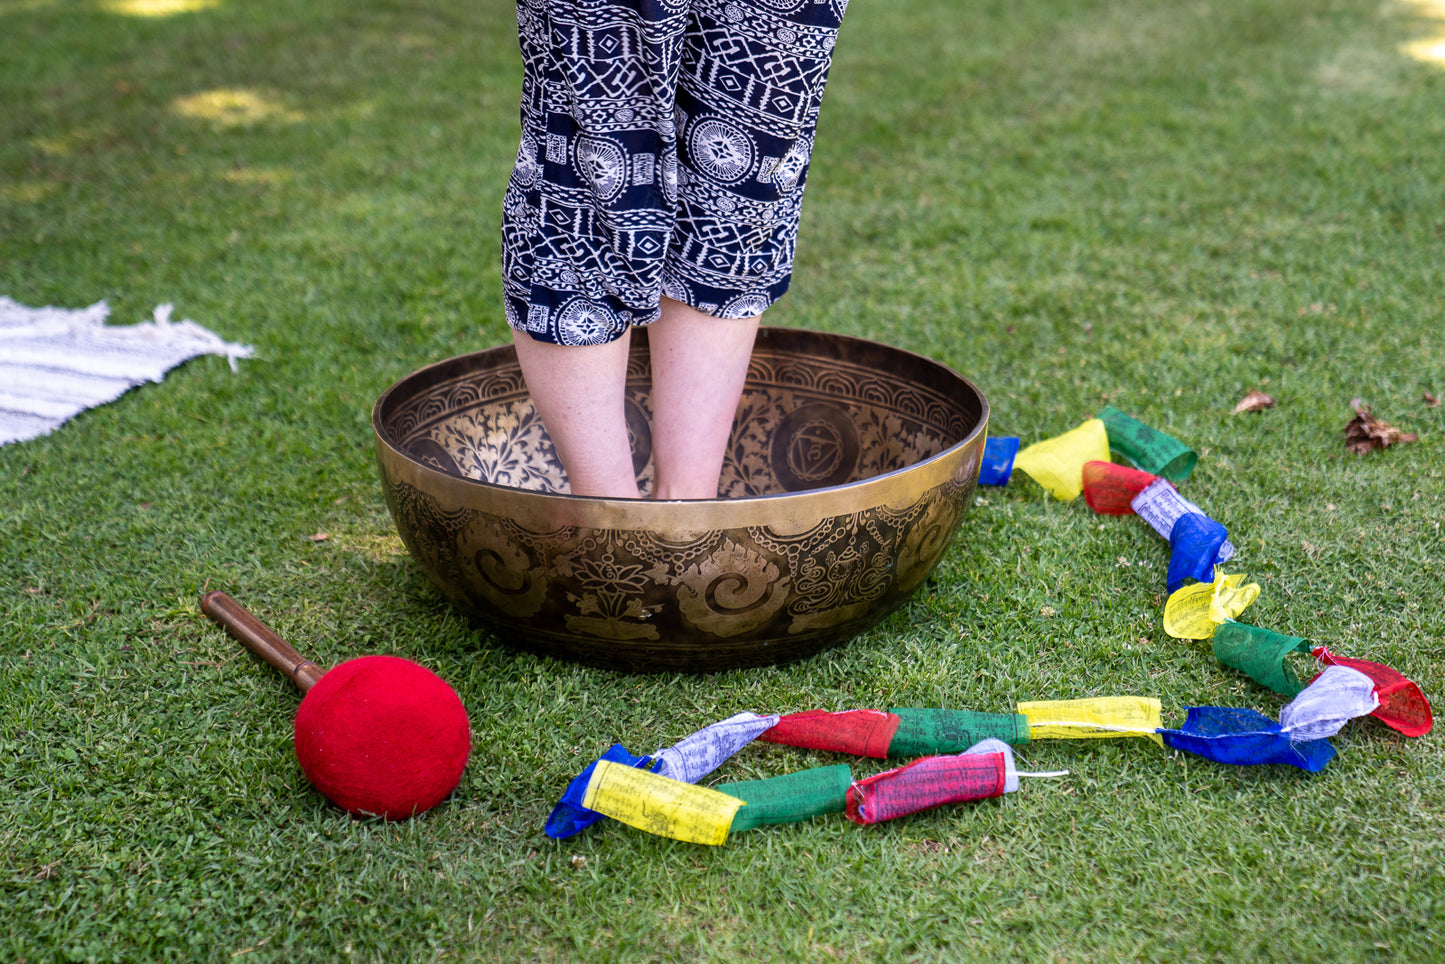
[502,0,850,345]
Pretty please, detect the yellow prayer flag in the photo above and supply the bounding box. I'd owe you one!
[1014,418,1111,501]
[582,759,743,846]
[1210,572,1260,625]
[1017,696,1164,747]
[1164,571,1261,639]
[1163,580,1221,639]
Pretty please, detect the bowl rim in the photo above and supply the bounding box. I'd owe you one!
[372,327,989,530]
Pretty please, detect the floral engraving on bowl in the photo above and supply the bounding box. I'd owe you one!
[433,400,564,493]
[554,532,663,641]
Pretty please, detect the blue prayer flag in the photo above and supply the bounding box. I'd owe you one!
[1159,706,1335,773]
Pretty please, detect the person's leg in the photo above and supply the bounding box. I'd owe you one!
[646,297,759,500]
[641,0,848,499]
[512,330,641,499]
[500,1,694,496]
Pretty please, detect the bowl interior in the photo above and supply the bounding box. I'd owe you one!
[377,327,982,498]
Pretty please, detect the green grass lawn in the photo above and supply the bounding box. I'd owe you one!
[4,0,1444,960]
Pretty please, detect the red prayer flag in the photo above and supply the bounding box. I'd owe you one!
[845,752,1007,825]
[1313,648,1433,737]
[1082,461,1162,515]
[756,709,901,759]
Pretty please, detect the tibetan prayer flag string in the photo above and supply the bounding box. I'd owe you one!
[544,405,1437,847]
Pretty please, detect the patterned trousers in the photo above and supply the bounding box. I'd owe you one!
[502,0,850,345]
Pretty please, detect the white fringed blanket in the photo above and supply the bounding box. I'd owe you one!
[0,296,253,446]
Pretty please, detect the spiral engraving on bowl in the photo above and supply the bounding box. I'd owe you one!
[455,519,548,618]
[889,483,966,594]
[675,538,790,637]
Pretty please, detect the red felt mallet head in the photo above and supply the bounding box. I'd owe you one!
[201,591,471,820]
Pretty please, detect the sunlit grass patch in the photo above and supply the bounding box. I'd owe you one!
[99,0,220,17]
[1394,0,1445,66]
[170,87,307,128]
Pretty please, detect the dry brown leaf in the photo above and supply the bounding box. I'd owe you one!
[306,531,331,542]
[1425,391,1440,408]
[1344,403,1418,455]
[1233,389,1276,414]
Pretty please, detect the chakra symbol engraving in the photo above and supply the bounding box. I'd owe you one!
[689,118,754,184]
[770,402,861,491]
[789,423,844,478]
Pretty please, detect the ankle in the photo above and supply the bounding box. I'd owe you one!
[650,474,719,500]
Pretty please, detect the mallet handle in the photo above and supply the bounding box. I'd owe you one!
[200,590,328,692]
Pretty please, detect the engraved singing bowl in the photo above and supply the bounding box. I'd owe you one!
[372,327,988,673]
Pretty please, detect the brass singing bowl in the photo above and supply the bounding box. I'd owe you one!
[372,327,988,673]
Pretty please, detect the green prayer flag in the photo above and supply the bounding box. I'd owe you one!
[1213,622,1313,696]
[886,708,1031,757]
[1097,406,1198,482]
[716,765,853,832]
